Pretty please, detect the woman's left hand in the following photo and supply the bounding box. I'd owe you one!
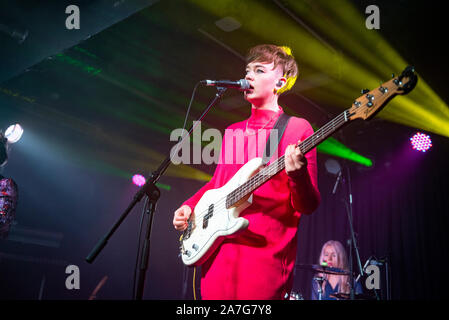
[285,140,307,179]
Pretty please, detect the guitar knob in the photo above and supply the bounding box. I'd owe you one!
[185,250,191,257]
[192,244,199,251]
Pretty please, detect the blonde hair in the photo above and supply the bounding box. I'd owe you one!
[245,44,298,95]
[317,240,350,294]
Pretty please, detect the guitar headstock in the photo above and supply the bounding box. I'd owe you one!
[347,66,418,121]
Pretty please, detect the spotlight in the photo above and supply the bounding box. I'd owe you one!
[410,132,432,152]
[5,124,23,143]
[132,174,146,187]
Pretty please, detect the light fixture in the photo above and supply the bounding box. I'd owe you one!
[132,174,146,187]
[5,124,23,144]
[410,132,432,152]
[215,16,241,32]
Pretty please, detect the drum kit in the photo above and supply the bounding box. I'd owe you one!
[292,264,376,300]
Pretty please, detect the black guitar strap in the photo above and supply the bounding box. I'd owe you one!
[262,113,291,165]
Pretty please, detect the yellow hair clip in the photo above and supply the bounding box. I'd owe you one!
[279,46,293,56]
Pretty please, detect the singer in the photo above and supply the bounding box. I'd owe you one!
[173,44,321,299]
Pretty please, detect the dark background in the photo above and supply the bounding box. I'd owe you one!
[0,0,448,300]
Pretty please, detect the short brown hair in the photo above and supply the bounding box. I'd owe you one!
[246,44,298,93]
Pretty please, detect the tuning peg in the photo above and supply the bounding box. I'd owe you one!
[361,88,369,94]
[391,73,395,78]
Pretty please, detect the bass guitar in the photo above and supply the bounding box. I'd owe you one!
[179,66,417,266]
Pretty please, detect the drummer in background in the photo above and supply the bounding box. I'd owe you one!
[311,240,362,300]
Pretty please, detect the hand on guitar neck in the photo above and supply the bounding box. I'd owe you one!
[285,139,308,180]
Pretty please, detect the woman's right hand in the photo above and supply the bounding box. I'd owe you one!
[173,205,192,231]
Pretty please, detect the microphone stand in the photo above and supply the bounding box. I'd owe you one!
[340,157,364,300]
[313,276,325,300]
[85,86,228,300]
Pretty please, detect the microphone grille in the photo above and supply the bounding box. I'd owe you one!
[239,79,250,90]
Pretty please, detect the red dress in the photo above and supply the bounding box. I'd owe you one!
[183,107,320,299]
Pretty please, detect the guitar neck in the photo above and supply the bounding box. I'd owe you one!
[225,110,351,208]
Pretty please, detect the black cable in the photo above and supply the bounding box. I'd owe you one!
[178,81,201,298]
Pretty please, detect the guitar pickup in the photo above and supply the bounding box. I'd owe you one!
[202,204,214,229]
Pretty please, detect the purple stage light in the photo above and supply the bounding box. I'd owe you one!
[132,174,146,187]
[410,132,432,152]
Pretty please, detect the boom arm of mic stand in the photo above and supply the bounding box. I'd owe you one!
[85,189,146,263]
[85,87,228,297]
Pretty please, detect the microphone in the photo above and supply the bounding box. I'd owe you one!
[201,79,250,90]
[332,170,342,194]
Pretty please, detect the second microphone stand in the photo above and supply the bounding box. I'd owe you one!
[339,159,364,300]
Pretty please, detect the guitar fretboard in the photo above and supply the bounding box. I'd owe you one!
[225,110,350,208]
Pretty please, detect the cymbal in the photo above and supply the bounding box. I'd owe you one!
[295,264,350,275]
[329,292,375,300]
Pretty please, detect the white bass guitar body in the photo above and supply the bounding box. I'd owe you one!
[180,157,263,266]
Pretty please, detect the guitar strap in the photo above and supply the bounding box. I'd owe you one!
[262,113,291,165]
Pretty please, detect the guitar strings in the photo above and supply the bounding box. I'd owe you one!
[223,110,348,208]
[230,110,348,200]
[187,111,348,225]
